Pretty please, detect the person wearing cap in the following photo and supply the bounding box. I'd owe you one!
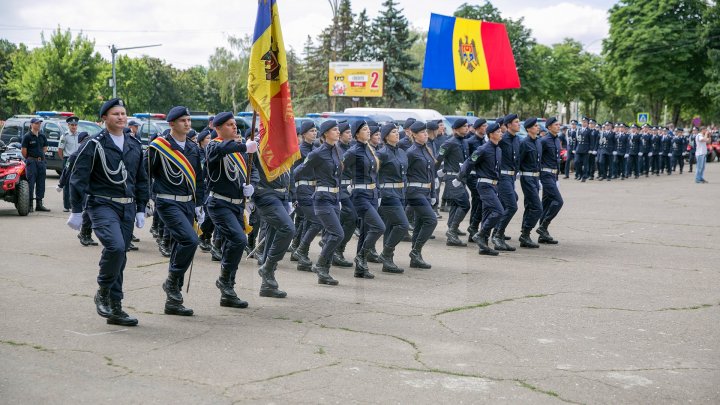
[293,120,344,286]
[574,117,591,181]
[401,117,416,140]
[671,128,686,174]
[198,116,215,141]
[688,127,698,173]
[649,126,661,175]
[204,112,259,305]
[57,116,82,212]
[639,124,652,177]
[597,121,616,181]
[147,106,206,316]
[196,129,215,252]
[456,122,503,255]
[516,118,542,248]
[586,119,599,180]
[21,117,50,212]
[614,124,629,180]
[425,120,443,218]
[374,123,409,273]
[537,117,563,244]
[333,121,358,268]
[342,120,385,279]
[492,113,521,251]
[67,98,149,326]
[404,121,438,268]
[369,125,382,149]
[437,118,471,247]
[564,120,578,179]
[127,120,140,139]
[290,121,323,272]
[464,118,488,242]
[627,124,642,178]
[660,127,673,175]
[58,132,98,246]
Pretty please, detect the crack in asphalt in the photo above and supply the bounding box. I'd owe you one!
[0,339,54,353]
[584,302,719,313]
[433,293,561,316]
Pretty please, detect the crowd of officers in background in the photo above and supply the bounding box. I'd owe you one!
[59,98,581,326]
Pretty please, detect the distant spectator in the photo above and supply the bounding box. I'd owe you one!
[695,127,711,184]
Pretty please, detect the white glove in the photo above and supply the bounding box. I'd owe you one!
[339,201,342,209]
[66,212,83,230]
[451,179,462,188]
[436,169,444,178]
[195,206,205,224]
[434,178,440,189]
[285,202,294,215]
[245,140,258,153]
[613,151,617,156]
[639,152,643,156]
[56,185,62,193]
[624,154,629,158]
[649,152,653,156]
[430,198,437,205]
[135,213,145,229]
[378,198,382,206]
[243,184,255,197]
[347,185,353,194]
[145,200,154,217]
[668,153,672,157]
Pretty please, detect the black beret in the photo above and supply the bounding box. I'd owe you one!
[495,117,504,126]
[472,118,487,129]
[630,124,639,129]
[452,118,468,129]
[338,122,350,134]
[167,106,191,122]
[208,115,215,122]
[369,125,380,135]
[380,123,397,139]
[127,120,140,127]
[404,117,417,129]
[351,120,368,137]
[123,127,132,135]
[504,114,518,124]
[99,98,125,117]
[426,121,439,131]
[409,121,427,133]
[523,117,538,129]
[244,128,253,139]
[486,123,501,134]
[299,121,316,135]
[198,131,211,143]
[188,129,197,138]
[367,119,378,127]
[213,111,234,127]
[319,120,338,137]
[545,117,558,127]
[77,131,90,143]
[66,116,79,124]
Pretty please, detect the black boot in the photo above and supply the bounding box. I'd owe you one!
[354,249,375,279]
[332,250,353,267]
[409,243,431,269]
[380,246,404,274]
[313,257,339,285]
[198,234,212,252]
[211,238,222,261]
[519,228,540,248]
[35,199,51,212]
[536,223,558,244]
[445,225,467,247]
[106,300,138,326]
[162,272,184,304]
[467,227,478,244]
[497,230,516,251]
[127,242,138,252]
[164,299,194,316]
[477,229,499,256]
[216,267,248,308]
[366,248,382,263]
[259,262,287,298]
[150,225,159,239]
[158,238,171,257]
[131,234,140,242]
[78,231,93,246]
[293,242,313,271]
[94,287,111,318]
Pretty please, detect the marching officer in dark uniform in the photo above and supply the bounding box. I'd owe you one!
[437,118,470,247]
[628,124,641,178]
[67,98,149,326]
[464,119,487,243]
[398,117,415,150]
[661,128,673,174]
[564,120,577,179]
[614,123,629,180]
[457,123,503,256]
[640,124,652,177]
[334,122,357,268]
[293,120,344,286]
[375,123,408,273]
[651,127,662,175]
[58,132,98,246]
[148,106,205,316]
[538,117,563,244]
[517,118,542,248]
[671,129,686,174]
[425,121,442,216]
[204,112,258,308]
[21,117,51,212]
[405,121,438,268]
[587,119,599,180]
[574,117,591,182]
[493,113,521,251]
[597,121,615,181]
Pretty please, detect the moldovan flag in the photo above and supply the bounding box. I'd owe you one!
[248,0,300,181]
[422,13,520,91]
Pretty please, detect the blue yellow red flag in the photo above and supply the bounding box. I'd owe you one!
[248,0,300,181]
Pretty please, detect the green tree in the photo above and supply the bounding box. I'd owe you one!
[351,9,376,62]
[701,0,720,121]
[207,35,251,113]
[175,65,209,111]
[0,39,21,118]
[548,39,590,122]
[334,0,355,62]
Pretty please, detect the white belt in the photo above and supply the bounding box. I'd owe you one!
[478,178,497,185]
[210,192,243,204]
[444,171,459,176]
[316,186,339,193]
[407,182,431,189]
[258,186,287,192]
[379,182,404,189]
[520,172,540,177]
[93,195,134,204]
[469,171,477,175]
[340,180,352,185]
[295,180,316,187]
[351,183,376,190]
[500,170,515,175]
[541,168,558,174]
[156,193,193,202]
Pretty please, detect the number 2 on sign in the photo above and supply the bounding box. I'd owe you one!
[370,71,379,88]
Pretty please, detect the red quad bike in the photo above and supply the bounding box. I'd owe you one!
[0,141,31,216]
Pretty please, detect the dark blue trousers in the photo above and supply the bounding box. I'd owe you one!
[315,199,343,262]
[156,199,199,275]
[88,199,135,301]
[207,197,248,279]
[520,176,542,230]
[477,182,503,234]
[575,152,589,179]
[255,192,295,264]
[378,197,409,248]
[352,191,385,254]
[338,196,357,251]
[539,172,563,226]
[468,178,483,231]
[25,159,46,202]
[298,199,323,246]
[495,175,518,233]
[406,193,437,246]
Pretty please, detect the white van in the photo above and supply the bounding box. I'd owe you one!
[344,107,453,136]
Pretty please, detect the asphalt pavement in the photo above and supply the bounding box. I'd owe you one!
[1,166,718,404]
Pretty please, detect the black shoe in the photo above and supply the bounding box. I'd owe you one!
[79,233,93,246]
[127,242,138,252]
[563,175,569,179]
[35,200,51,212]
[538,235,559,244]
[88,237,98,246]
[198,237,212,252]
[216,269,248,308]
[366,248,382,263]
[131,234,140,242]
[107,300,138,326]
[258,263,279,290]
[164,300,194,316]
[456,229,467,236]
[162,273,184,303]
[477,235,499,256]
[314,263,339,285]
[401,233,412,242]
[581,178,586,182]
[409,248,431,269]
[332,251,353,267]
[445,230,467,247]
[220,294,249,308]
[210,246,222,261]
[259,287,287,298]
[380,247,404,274]
[94,287,111,318]
[150,227,159,239]
[519,231,540,248]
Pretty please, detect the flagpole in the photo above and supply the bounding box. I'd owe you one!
[246,110,257,187]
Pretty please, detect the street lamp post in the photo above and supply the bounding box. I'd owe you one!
[109,43,162,98]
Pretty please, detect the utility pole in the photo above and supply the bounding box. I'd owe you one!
[109,43,162,98]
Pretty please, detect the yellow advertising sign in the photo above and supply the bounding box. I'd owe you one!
[328,61,384,98]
